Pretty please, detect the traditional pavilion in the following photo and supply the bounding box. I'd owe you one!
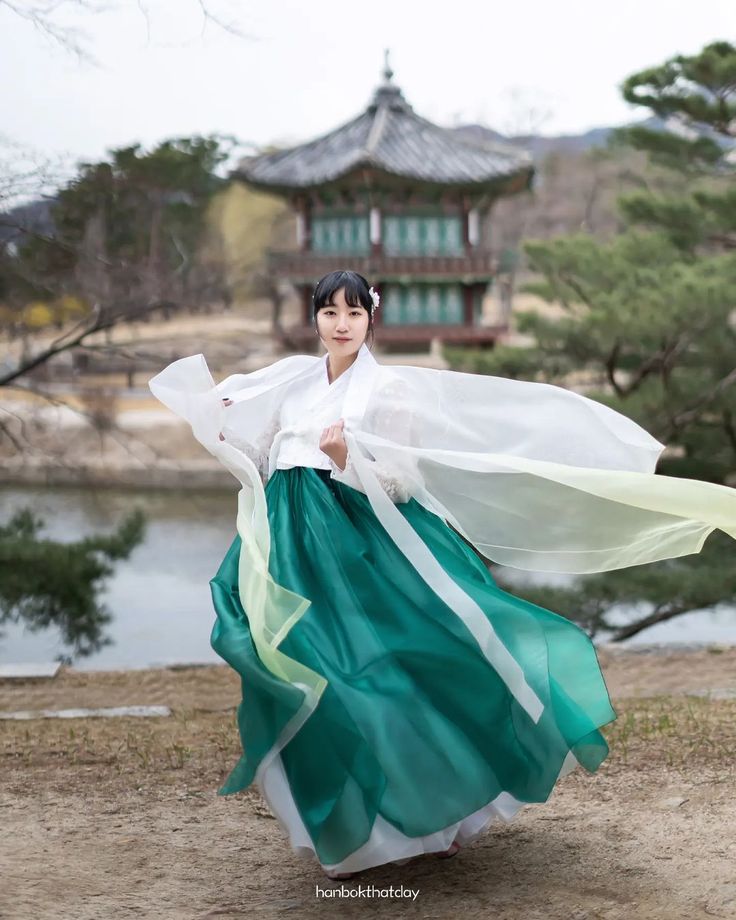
[232,53,534,349]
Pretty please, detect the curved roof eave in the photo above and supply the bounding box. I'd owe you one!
[231,160,534,198]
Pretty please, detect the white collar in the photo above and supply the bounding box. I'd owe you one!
[310,343,378,428]
[322,341,372,387]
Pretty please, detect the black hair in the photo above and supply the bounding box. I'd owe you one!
[312,269,375,348]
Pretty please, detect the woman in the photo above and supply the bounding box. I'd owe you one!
[149,270,736,880]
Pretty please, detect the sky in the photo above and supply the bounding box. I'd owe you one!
[1,0,735,178]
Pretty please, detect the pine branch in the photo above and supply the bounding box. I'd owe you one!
[665,366,736,431]
[609,602,694,641]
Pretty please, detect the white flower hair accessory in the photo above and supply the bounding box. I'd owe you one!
[368,286,380,315]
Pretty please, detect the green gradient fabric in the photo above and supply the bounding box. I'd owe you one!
[210,466,616,867]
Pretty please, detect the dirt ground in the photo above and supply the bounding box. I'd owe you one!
[2,646,735,920]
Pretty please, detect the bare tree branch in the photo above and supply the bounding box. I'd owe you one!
[0,215,116,267]
[194,0,250,39]
[0,0,105,64]
[0,0,256,62]
[0,136,73,210]
[0,300,169,387]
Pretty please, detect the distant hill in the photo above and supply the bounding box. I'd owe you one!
[450,117,660,159]
[452,114,736,160]
[0,198,55,244]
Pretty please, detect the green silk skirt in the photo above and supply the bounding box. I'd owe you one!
[209,465,617,869]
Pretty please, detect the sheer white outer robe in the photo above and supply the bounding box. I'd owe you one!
[149,341,736,868]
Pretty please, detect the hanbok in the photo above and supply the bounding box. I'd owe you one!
[149,342,736,874]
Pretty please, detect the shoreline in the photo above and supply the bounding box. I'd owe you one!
[2,643,735,706]
[0,459,236,491]
[4,640,735,677]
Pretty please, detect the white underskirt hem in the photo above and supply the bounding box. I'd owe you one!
[255,748,581,874]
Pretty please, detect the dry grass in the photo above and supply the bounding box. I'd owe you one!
[604,695,735,775]
[3,691,734,799]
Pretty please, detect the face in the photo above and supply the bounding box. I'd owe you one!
[316,286,370,361]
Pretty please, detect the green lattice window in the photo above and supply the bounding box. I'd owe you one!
[311,214,369,254]
[382,215,464,256]
[381,285,465,325]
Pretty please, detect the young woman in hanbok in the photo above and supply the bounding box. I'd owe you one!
[149,269,736,880]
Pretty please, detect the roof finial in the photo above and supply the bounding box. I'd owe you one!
[382,48,393,84]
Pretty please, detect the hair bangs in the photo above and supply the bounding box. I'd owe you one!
[313,270,371,313]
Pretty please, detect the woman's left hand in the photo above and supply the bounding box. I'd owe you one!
[319,419,348,471]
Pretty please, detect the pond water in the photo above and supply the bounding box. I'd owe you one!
[1,485,734,672]
[0,485,236,671]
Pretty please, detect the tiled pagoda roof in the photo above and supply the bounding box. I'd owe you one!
[234,61,533,191]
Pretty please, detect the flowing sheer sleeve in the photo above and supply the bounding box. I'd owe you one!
[328,378,414,503]
[219,405,281,485]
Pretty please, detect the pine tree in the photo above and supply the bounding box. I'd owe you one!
[447,42,736,641]
[0,507,145,660]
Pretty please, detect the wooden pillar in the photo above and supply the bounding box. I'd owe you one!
[300,198,312,251]
[370,206,382,255]
[462,196,471,254]
[463,285,474,326]
[372,283,383,327]
[467,208,479,247]
[302,285,312,326]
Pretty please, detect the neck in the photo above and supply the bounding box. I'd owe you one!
[326,348,359,383]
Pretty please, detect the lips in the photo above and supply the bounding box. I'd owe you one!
[334,338,351,342]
